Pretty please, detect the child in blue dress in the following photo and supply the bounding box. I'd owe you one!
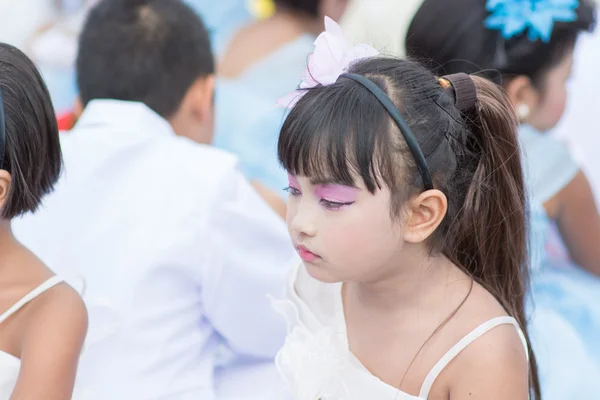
[406,0,600,397]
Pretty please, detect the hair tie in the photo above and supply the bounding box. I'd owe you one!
[438,73,477,112]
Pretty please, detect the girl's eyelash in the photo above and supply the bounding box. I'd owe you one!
[283,186,301,196]
[283,186,354,210]
[319,199,355,210]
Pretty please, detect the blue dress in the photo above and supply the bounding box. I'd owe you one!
[183,0,252,57]
[520,125,600,398]
[214,34,315,193]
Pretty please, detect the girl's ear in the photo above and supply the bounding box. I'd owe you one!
[402,189,447,243]
[0,170,11,213]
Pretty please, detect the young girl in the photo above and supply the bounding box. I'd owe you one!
[0,43,87,399]
[273,18,539,399]
[406,1,600,397]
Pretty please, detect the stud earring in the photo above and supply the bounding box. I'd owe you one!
[516,103,530,122]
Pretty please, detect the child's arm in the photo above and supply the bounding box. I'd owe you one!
[546,170,600,275]
[251,180,287,219]
[447,325,529,399]
[10,284,88,400]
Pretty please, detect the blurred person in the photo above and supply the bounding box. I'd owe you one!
[0,43,87,400]
[553,27,600,204]
[184,0,253,57]
[12,0,297,398]
[214,0,349,194]
[406,0,600,398]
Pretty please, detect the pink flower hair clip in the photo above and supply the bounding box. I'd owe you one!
[277,17,379,108]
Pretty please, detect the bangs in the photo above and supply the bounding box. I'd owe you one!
[277,81,398,193]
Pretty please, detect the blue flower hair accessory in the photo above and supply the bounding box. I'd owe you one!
[484,0,580,43]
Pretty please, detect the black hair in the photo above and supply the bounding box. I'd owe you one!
[77,0,214,118]
[405,0,596,87]
[0,43,62,219]
[274,0,320,17]
[278,56,541,398]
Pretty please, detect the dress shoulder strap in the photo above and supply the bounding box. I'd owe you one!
[419,316,528,399]
[0,276,64,325]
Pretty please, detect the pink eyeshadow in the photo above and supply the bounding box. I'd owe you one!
[314,184,359,203]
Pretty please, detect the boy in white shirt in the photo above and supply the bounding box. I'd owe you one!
[12,0,296,398]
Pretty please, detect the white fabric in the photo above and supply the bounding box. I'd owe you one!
[0,276,64,399]
[12,100,297,400]
[273,262,528,399]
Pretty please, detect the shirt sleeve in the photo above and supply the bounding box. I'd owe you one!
[201,165,297,359]
[519,126,580,204]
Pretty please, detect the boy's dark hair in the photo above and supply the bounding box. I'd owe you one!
[278,57,541,398]
[77,0,214,118]
[274,0,320,17]
[405,0,596,88]
[0,43,62,219]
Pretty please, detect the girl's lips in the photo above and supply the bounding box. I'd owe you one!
[296,245,320,262]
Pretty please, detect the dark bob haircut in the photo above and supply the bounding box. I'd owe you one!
[0,43,62,219]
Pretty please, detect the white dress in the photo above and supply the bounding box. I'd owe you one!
[0,276,64,398]
[273,263,528,400]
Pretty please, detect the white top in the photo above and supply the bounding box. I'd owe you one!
[273,263,528,400]
[0,276,64,399]
[12,100,298,400]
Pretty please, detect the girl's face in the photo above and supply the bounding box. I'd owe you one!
[527,49,574,132]
[285,173,407,283]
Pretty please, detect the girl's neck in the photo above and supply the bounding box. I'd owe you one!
[345,251,467,314]
[0,220,16,268]
[0,219,13,246]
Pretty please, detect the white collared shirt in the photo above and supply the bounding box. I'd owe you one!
[13,100,296,400]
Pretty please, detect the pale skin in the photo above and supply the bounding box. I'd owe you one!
[286,174,529,399]
[0,171,88,400]
[506,49,600,275]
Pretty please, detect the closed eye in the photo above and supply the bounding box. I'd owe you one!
[319,199,354,210]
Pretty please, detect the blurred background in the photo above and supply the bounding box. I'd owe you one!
[0,0,598,203]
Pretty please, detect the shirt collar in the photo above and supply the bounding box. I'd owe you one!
[74,99,174,137]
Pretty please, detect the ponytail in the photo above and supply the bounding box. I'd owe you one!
[447,75,541,399]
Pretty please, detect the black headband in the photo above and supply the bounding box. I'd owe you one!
[340,73,434,191]
[0,88,5,170]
